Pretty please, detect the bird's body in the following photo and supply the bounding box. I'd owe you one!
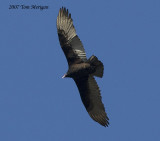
[57,7,109,127]
[65,63,94,78]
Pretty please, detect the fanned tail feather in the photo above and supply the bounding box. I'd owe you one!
[88,55,104,78]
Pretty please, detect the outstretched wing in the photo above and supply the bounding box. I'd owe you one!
[57,7,87,66]
[74,76,109,127]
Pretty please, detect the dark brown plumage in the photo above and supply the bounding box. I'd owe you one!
[57,7,109,127]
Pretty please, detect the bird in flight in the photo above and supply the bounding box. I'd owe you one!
[56,7,109,127]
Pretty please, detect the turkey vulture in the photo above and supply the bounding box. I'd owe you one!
[57,7,109,127]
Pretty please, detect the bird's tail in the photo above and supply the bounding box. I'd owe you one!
[88,55,104,78]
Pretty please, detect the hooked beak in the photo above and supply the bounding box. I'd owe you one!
[62,74,66,78]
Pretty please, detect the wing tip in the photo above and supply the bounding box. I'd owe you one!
[58,6,70,21]
[89,113,109,127]
[57,6,77,42]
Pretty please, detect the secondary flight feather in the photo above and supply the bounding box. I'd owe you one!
[57,7,109,127]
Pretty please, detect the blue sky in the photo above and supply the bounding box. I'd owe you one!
[0,0,160,140]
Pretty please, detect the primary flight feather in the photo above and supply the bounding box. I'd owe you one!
[57,7,109,127]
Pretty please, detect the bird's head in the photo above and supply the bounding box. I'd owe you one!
[62,72,70,78]
[62,70,73,78]
[62,74,67,78]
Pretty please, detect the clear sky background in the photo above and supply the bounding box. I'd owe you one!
[0,0,160,141]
